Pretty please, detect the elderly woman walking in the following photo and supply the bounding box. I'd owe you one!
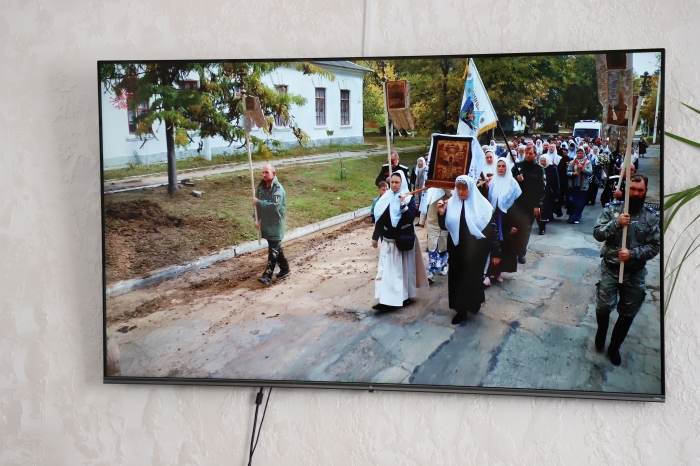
[437,176,500,324]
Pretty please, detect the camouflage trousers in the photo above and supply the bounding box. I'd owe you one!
[595,263,647,318]
[263,240,289,278]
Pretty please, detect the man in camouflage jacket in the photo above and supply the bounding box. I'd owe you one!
[592,174,660,366]
[254,164,289,285]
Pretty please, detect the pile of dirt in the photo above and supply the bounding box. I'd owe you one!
[105,199,236,283]
[105,199,182,227]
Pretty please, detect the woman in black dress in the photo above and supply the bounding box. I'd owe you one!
[437,175,501,324]
[536,154,560,235]
[485,158,522,283]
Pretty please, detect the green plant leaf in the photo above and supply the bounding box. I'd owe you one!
[681,102,700,115]
[666,131,700,148]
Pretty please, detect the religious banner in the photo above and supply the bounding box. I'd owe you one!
[425,134,486,188]
[386,80,415,130]
[244,96,267,131]
[457,59,499,137]
[595,53,634,152]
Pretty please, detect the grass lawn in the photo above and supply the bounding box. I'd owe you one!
[104,148,426,282]
[103,141,378,181]
[364,135,431,149]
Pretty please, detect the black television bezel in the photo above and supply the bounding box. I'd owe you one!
[99,47,665,402]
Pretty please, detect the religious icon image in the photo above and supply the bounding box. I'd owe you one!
[387,80,408,109]
[428,138,471,188]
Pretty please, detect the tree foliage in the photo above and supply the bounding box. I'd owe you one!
[359,55,604,135]
[100,61,334,194]
[392,58,467,134]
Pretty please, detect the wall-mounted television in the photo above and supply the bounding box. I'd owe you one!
[100,48,664,401]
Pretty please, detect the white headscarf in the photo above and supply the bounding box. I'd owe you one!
[539,153,552,167]
[488,140,497,153]
[488,157,522,213]
[483,150,497,176]
[373,170,411,227]
[445,175,494,243]
[415,157,427,188]
[535,139,543,155]
[547,146,561,165]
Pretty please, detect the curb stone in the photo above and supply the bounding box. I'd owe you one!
[106,206,373,298]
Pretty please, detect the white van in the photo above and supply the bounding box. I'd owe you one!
[572,120,603,140]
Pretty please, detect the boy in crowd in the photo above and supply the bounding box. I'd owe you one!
[371,181,389,223]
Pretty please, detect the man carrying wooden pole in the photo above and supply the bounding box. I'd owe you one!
[592,66,660,366]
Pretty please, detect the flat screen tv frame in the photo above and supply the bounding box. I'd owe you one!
[100,48,665,402]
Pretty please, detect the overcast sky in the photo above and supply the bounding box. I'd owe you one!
[633,51,661,76]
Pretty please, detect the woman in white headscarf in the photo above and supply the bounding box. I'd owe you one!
[436,175,500,324]
[482,150,497,177]
[536,154,560,235]
[410,156,427,192]
[372,171,429,310]
[535,138,543,155]
[486,158,522,283]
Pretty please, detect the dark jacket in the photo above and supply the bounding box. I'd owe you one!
[375,163,410,187]
[372,195,416,242]
[593,200,660,271]
[255,176,286,241]
[511,160,546,210]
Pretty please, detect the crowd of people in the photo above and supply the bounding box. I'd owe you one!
[369,137,659,366]
[247,139,658,368]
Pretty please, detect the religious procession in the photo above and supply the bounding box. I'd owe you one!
[366,55,660,368]
[105,53,662,392]
[369,135,658,366]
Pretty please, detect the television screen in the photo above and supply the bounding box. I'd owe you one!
[100,49,664,401]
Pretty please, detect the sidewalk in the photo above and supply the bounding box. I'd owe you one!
[104,145,424,194]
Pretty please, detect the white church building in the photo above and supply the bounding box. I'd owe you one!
[100,61,373,168]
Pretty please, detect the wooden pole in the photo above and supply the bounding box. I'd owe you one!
[246,129,262,245]
[381,77,392,178]
[653,73,661,144]
[618,96,644,283]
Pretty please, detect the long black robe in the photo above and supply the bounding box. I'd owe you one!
[487,207,518,275]
[438,206,501,314]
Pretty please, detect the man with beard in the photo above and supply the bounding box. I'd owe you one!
[376,151,410,187]
[511,146,545,264]
[593,174,660,366]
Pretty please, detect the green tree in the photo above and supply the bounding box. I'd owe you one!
[100,62,333,195]
[392,58,468,134]
[354,60,397,132]
[551,55,601,128]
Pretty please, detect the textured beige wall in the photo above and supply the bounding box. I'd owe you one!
[2,0,699,464]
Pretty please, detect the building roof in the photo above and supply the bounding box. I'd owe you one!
[310,61,374,73]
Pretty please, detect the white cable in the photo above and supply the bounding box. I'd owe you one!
[363,0,372,57]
